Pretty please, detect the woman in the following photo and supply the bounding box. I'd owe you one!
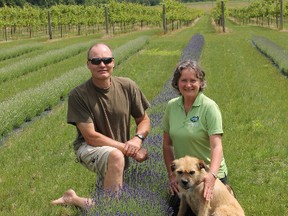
[162,60,228,215]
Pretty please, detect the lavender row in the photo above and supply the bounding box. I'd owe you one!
[252,36,288,77]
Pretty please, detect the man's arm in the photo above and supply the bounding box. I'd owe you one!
[134,112,150,139]
[124,112,150,157]
[129,112,150,146]
[76,113,150,162]
[76,122,126,152]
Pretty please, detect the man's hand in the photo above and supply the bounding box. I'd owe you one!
[124,138,148,162]
[133,148,148,162]
[123,140,141,157]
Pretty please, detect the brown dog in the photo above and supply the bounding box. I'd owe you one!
[171,156,245,216]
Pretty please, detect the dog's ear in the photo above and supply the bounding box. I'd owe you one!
[171,162,177,172]
[198,160,209,172]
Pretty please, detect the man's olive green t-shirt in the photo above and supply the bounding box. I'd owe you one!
[68,76,150,151]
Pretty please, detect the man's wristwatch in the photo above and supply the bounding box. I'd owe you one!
[135,133,145,141]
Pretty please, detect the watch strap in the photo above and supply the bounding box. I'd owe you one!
[135,133,145,141]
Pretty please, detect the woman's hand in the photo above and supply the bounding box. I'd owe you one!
[168,173,179,195]
[203,172,217,201]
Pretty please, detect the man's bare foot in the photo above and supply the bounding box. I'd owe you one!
[51,189,77,205]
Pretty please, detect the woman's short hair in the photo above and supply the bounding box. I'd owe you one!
[171,60,206,92]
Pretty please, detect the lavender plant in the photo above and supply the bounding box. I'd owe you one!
[180,33,205,62]
[252,36,288,76]
[113,36,150,66]
[0,43,42,61]
[86,33,205,215]
[0,40,96,83]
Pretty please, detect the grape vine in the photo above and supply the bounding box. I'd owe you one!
[0,0,202,41]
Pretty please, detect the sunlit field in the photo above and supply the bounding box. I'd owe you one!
[1,1,288,215]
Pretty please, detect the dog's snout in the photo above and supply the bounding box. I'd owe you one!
[181,179,189,186]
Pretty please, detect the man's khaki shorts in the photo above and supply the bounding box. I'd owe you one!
[75,144,115,181]
[75,143,129,185]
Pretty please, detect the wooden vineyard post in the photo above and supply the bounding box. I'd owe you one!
[105,6,109,34]
[48,9,52,40]
[221,1,226,33]
[163,4,167,34]
[279,0,284,30]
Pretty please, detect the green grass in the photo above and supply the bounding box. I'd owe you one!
[201,18,288,215]
[1,13,288,216]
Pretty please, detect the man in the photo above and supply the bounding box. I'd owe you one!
[51,43,150,208]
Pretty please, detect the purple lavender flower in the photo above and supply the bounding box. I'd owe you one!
[181,33,205,62]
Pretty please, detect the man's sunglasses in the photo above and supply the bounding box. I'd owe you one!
[88,57,114,65]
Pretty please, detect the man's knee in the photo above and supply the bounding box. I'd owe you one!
[107,149,125,172]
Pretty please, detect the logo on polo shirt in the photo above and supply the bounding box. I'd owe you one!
[186,116,199,127]
[190,116,199,122]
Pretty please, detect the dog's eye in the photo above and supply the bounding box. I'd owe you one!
[189,171,195,175]
[177,171,183,175]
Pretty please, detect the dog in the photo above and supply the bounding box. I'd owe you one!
[171,156,245,216]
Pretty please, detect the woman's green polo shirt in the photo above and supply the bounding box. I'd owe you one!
[162,92,228,178]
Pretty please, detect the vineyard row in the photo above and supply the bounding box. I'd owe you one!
[229,0,287,29]
[0,0,203,40]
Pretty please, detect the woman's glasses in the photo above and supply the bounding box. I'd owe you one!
[88,57,114,65]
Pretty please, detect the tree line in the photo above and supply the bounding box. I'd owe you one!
[0,0,211,7]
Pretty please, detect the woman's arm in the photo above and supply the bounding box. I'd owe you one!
[163,131,179,195]
[203,134,223,200]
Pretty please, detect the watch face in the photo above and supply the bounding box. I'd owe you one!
[136,134,144,140]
